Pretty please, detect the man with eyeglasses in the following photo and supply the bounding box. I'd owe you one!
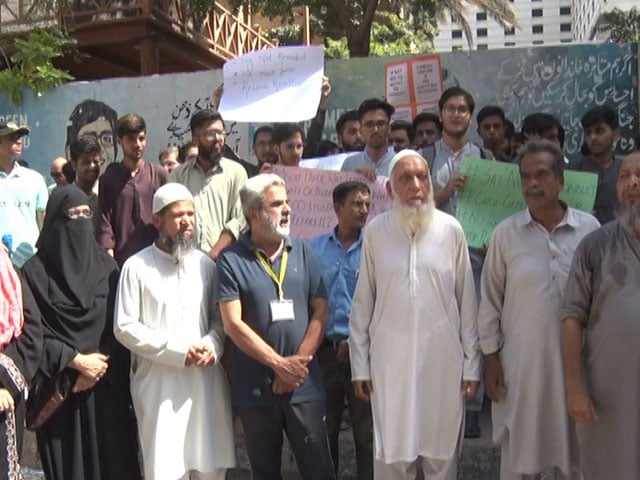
[98,113,168,267]
[70,134,103,236]
[341,98,396,178]
[170,109,247,260]
[428,87,494,439]
[48,156,69,195]
[0,122,48,267]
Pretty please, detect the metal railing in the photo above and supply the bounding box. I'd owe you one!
[0,0,277,59]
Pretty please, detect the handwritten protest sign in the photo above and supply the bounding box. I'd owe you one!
[386,55,443,121]
[457,158,598,247]
[219,46,324,122]
[273,165,391,239]
[299,152,353,171]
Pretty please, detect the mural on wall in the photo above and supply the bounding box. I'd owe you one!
[0,42,637,179]
[65,100,119,169]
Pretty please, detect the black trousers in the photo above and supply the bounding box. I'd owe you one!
[318,342,374,480]
[239,400,336,480]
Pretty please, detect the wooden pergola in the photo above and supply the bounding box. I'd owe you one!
[0,0,277,79]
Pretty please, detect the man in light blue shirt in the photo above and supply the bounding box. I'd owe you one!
[309,180,373,480]
[0,122,48,267]
[341,98,396,178]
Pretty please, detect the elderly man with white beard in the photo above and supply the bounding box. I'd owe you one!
[216,174,335,480]
[349,149,481,480]
[561,151,640,480]
[115,183,236,480]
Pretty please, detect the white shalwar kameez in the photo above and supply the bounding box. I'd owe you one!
[115,245,235,480]
[349,209,481,473]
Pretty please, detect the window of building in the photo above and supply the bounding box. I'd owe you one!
[505,26,515,35]
[452,45,464,51]
[505,41,516,47]
[560,6,571,15]
[452,30,463,39]
[477,44,488,50]
[477,28,488,37]
[533,40,544,45]
[561,38,573,43]
[532,25,543,34]
[560,23,572,32]
[532,8,543,17]
[476,11,487,21]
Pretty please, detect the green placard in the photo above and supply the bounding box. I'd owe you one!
[456,158,598,247]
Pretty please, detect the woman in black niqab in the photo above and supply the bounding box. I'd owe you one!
[21,185,141,480]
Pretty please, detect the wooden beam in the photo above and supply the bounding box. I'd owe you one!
[138,36,158,75]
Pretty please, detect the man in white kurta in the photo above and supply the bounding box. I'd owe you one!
[478,140,599,480]
[349,150,481,480]
[115,183,235,480]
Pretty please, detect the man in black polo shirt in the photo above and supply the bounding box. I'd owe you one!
[216,174,335,480]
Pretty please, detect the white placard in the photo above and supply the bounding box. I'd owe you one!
[219,45,324,122]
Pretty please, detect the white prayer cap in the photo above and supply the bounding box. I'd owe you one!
[388,149,428,177]
[152,182,194,214]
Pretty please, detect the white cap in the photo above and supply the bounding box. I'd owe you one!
[152,183,194,214]
[388,149,428,177]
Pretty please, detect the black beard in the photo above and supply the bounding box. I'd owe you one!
[199,144,222,165]
[159,233,197,262]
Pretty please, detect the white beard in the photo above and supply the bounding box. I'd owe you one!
[616,203,640,231]
[392,194,435,236]
[261,210,291,240]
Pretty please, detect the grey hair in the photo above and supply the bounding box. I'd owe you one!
[158,145,179,161]
[240,173,286,222]
[516,139,565,178]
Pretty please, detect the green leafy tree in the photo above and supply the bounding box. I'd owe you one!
[597,7,640,43]
[0,29,76,107]
[230,0,517,57]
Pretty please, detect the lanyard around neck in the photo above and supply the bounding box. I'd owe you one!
[254,248,289,300]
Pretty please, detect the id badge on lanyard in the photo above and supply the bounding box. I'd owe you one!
[255,249,295,322]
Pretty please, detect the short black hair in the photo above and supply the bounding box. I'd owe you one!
[178,140,197,163]
[390,120,414,142]
[412,112,442,133]
[476,105,506,126]
[190,109,224,134]
[252,125,274,146]
[336,110,359,136]
[580,105,619,130]
[517,139,565,179]
[116,113,146,138]
[70,134,101,163]
[521,112,562,137]
[332,180,370,204]
[438,87,475,114]
[272,123,305,145]
[316,140,340,157]
[504,119,515,139]
[358,98,395,120]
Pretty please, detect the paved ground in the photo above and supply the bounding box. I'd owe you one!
[21,401,499,479]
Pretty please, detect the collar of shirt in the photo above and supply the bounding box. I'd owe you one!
[239,232,293,260]
[519,202,579,230]
[192,158,224,177]
[436,138,476,160]
[0,161,21,178]
[328,226,364,253]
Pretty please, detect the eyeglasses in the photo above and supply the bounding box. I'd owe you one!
[82,131,114,147]
[204,129,225,140]
[65,206,93,220]
[442,105,470,116]
[362,120,389,130]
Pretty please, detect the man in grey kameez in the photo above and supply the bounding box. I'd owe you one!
[561,152,640,480]
[479,141,599,480]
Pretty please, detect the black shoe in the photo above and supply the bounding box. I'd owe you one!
[464,411,481,439]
